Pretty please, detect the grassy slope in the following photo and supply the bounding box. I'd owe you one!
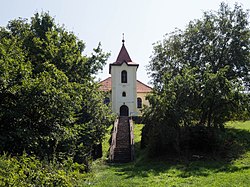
[84,121,250,187]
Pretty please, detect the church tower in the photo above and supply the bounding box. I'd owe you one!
[109,38,139,116]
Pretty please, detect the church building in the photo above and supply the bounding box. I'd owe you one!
[99,39,152,116]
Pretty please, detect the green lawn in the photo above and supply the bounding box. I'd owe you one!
[84,121,250,187]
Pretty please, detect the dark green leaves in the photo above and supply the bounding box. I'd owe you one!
[142,3,250,156]
[0,12,114,163]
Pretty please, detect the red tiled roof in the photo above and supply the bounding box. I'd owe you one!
[136,80,153,93]
[99,77,152,93]
[99,77,112,92]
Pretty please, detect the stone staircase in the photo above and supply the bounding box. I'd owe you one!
[113,116,131,163]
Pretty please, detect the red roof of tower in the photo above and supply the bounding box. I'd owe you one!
[109,41,138,73]
[115,44,132,64]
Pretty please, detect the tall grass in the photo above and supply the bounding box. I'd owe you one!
[86,121,250,187]
[1,122,248,186]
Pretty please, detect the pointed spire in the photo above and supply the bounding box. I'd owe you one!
[109,36,139,73]
[116,42,132,63]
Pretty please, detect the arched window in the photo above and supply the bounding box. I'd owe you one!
[137,97,142,108]
[122,91,126,97]
[121,70,127,83]
[104,97,110,105]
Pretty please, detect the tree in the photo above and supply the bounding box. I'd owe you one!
[142,3,250,156]
[0,12,114,164]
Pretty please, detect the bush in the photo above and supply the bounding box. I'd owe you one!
[0,153,86,187]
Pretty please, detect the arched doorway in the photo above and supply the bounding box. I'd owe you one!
[120,105,129,116]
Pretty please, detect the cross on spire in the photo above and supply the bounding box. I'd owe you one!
[122,33,125,44]
[109,35,139,73]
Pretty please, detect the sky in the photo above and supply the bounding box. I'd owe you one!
[1,0,250,85]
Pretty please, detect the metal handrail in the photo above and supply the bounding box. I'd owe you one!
[109,118,119,161]
[129,119,135,161]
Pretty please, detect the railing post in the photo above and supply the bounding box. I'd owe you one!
[129,119,135,161]
[109,118,119,162]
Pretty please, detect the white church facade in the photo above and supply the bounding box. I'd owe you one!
[99,40,152,116]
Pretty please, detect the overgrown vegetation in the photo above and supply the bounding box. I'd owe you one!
[85,121,250,187]
[0,153,87,186]
[0,124,114,186]
[1,3,249,186]
[142,2,250,157]
[0,12,114,169]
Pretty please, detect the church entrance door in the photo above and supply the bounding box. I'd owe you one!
[120,105,129,116]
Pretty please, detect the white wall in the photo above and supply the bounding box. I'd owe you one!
[111,63,137,116]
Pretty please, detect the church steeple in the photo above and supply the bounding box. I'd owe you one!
[115,43,132,64]
[109,37,138,74]
[113,33,132,64]
[100,37,152,119]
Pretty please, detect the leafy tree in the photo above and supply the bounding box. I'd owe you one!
[142,3,250,156]
[0,12,114,164]
[6,12,108,83]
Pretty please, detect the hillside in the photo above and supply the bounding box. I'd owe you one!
[85,121,250,187]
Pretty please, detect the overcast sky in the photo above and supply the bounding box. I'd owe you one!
[1,0,249,85]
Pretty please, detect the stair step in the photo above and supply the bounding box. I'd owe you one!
[110,116,133,163]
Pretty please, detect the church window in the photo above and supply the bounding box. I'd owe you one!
[121,70,127,83]
[122,91,126,97]
[137,97,142,108]
[104,97,110,105]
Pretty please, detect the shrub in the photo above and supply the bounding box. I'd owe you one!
[0,153,86,186]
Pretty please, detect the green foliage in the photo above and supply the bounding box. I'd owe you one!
[6,12,109,83]
[84,121,250,187]
[0,12,114,164]
[142,3,250,156]
[0,153,87,187]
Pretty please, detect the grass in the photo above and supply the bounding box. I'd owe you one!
[84,121,250,187]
